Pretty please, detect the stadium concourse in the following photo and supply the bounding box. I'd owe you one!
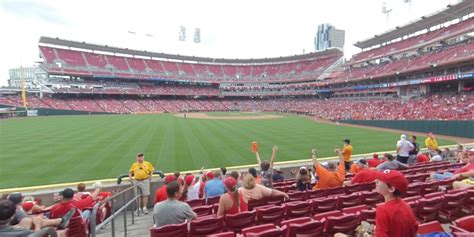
[2,1,474,236]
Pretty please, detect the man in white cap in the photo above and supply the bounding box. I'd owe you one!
[396,134,414,164]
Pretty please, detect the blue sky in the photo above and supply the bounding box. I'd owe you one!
[0,0,460,85]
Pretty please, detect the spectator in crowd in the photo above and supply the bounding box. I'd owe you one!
[204,171,226,200]
[220,167,227,177]
[367,153,382,168]
[341,139,353,171]
[50,182,102,220]
[255,145,278,188]
[154,175,175,203]
[455,144,466,163]
[198,171,214,199]
[229,171,244,188]
[128,153,154,214]
[425,132,439,156]
[374,170,417,237]
[417,153,430,163]
[272,166,285,183]
[312,148,345,190]
[430,149,443,162]
[238,174,288,204]
[248,167,261,184]
[0,200,73,236]
[442,148,455,162]
[295,167,312,191]
[186,175,201,201]
[73,183,90,201]
[350,159,367,174]
[153,181,196,228]
[182,174,195,201]
[376,154,409,171]
[407,135,420,165]
[431,149,474,180]
[396,134,414,164]
[173,171,180,180]
[345,162,377,185]
[452,170,474,190]
[217,177,248,217]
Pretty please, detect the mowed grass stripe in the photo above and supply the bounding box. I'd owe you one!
[0,113,456,189]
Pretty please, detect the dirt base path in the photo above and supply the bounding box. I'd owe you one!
[174,112,283,120]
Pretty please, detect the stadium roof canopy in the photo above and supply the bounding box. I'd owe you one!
[354,0,474,49]
[39,36,342,64]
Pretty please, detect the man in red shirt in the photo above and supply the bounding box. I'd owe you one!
[374,169,417,237]
[50,182,102,220]
[154,175,176,203]
[416,153,430,163]
[367,153,382,168]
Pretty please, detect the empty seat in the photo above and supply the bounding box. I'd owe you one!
[242,223,275,237]
[360,209,376,224]
[325,213,360,236]
[417,221,444,235]
[265,196,285,205]
[150,222,187,237]
[287,191,306,202]
[461,189,474,215]
[313,210,343,222]
[248,199,267,211]
[416,196,444,222]
[245,228,284,237]
[306,189,326,199]
[360,191,383,207]
[450,215,474,235]
[282,220,325,237]
[224,210,256,233]
[311,197,337,214]
[439,191,465,223]
[206,196,221,205]
[256,205,285,225]
[192,205,213,217]
[207,231,235,237]
[284,201,312,219]
[326,186,346,196]
[337,193,362,209]
[342,204,368,215]
[189,216,224,236]
[186,198,204,208]
[422,181,440,195]
[406,182,423,197]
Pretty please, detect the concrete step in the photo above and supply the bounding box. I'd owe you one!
[95,210,154,237]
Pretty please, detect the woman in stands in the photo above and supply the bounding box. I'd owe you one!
[295,167,312,191]
[216,177,247,216]
[238,174,289,205]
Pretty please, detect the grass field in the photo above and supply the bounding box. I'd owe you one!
[0,113,455,189]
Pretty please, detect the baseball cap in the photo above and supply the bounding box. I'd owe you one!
[357,159,367,166]
[373,153,379,159]
[401,134,407,140]
[0,200,16,221]
[248,167,257,178]
[22,202,34,212]
[60,188,75,199]
[299,166,308,170]
[185,175,195,186]
[273,166,281,172]
[375,170,408,194]
[205,171,214,179]
[164,175,175,184]
[7,192,23,205]
[224,177,237,190]
[343,138,350,144]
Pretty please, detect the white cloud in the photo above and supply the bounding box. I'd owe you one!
[0,0,459,86]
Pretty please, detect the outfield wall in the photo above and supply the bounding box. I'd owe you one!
[342,120,474,139]
[0,104,111,116]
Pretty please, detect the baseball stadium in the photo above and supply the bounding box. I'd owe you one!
[0,0,473,236]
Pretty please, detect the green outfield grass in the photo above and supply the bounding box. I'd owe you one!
[0,113,455,189]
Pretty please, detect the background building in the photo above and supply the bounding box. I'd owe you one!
[315,23,345,51]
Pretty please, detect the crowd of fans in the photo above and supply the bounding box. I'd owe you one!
[1,133,473,236]
[0,93,472,120]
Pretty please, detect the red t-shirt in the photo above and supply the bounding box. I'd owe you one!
[454,163,474,174]
[416,154,429,163]
[73,196,95,211]
[367,158,382,168]
[375,199,418,237]
[154,186,168,203]
[49,201,81,219]
[351,169,377,184]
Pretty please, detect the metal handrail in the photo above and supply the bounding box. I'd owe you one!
[89,185,141,237]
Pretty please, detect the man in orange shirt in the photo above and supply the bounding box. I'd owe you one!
[342,139,353,171]
[312,147,345,190]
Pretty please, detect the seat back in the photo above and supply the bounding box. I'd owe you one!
[310,197,337,214]
[454,215,474,232]
[192,205,213,217]
[416,196,444,222]
[280,217,311,227]
[186,198,204,208]
[256,206,285,225]
[150,222,187,237]
[342,204,368,215]
[306,189,326,199]
[285,201,312,219]
[325,213,360,236]
[286,220,325,237]
[206,196,221,205]
[248,198,267,211]
[359,209,376,224]
[242,223,275,237]
[265,196,284,205]
[313,210,343,221]
[207,231,235,237]
[189,216,224,236]
[337,193,361,209]
[245,228,284,237]
[224,211,256,233]
[287,191,306,202]
[326,186,345,196]
[360,191,383,206]
[417,221,444,235]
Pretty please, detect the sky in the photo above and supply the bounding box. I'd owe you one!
[0,0,461,86]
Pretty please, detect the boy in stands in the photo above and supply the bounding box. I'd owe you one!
[374,169,417,237]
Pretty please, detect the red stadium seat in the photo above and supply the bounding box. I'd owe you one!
[248,199,267,211]
[224,210,256,233]
[360,191,383,207]
[284,201,312,219]
[256,206,285,225]
[438,191,466,223]
[150,222,187,237]
[242,223,275,237]
[265,196,285,205]
[245,228,284,237]
[313,210,343,222]
[186,199,204,208]
[66,216,88,237]
[207,231,235,237]
[287,191,306,202]
[450,215,474,233]
[192,205,213,217]
[416,196,445,222]
[310,197,337,214]
[189,216,224,236]
[337,193,362,209]
[206,196,221,205]
[281,219,325,237]
[306,189,326,199]
[417,221,444,235]
[325,213,360,236]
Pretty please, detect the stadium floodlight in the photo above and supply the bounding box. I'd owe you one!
[179,26,186,41]
[194,28,201,43]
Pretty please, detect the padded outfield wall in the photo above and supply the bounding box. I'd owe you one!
[341,120,474,139]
